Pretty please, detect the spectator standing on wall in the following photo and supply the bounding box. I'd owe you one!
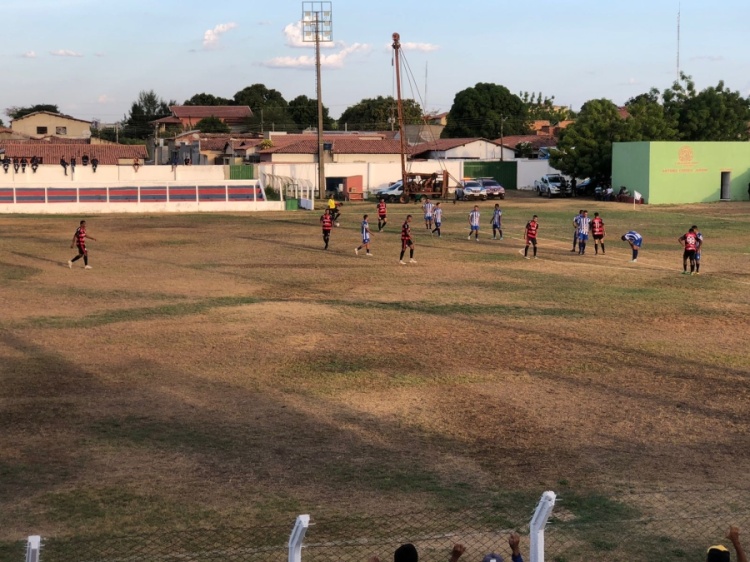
[60,157,68,176]
[70,157,76,173]
[91,157,99,172]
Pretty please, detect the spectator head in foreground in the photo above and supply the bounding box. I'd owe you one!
[394,544,418,562]
[707,526,748,562]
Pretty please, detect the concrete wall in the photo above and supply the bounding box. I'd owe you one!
[258,160,464,195]
[0,164,227,185]
[613,142,750,204]
[612,142,651,201]
[515,159,563,190]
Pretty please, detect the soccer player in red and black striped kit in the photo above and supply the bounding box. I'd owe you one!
[678,227,699,275]
[399,215,417,264]
[68,220,96,269]
[591,212,606,255]
[376,198,388,232]
[320,208,333,250]
[524,215,539,259]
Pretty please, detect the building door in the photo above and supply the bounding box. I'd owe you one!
[720,171,731,200]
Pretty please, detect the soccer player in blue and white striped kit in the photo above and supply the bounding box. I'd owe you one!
[491,204,503,240]
[468,205,480,241]
[621,230,643,262]
[422,198,435,230]
[355,214,373,256]
[431,202,443,237]
[577,210,591,255]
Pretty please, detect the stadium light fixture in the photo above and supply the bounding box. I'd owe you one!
[302,1,332,202]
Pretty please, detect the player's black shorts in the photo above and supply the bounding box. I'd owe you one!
[378,214,387,220]
[401,239,413,250]
[683,249,696,260]
[593,234,604,240]
[76,244,87,255]
[526,237,537,246]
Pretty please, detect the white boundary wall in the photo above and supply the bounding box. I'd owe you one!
[516,159,564,190]
[258,160,464,196]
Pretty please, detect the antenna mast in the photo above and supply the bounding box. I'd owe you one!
[676,2,681,80]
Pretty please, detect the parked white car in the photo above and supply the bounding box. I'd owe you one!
[534,174,572,198]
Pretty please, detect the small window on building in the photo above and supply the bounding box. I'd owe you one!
[56,126,67,135]
[36,126,48,135]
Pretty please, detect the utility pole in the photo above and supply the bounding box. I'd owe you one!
[500,116,508,162]
[392,32,407,191]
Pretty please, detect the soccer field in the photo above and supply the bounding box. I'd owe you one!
[1,192,750,546]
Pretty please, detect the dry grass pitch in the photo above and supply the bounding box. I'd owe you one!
[1,192,750,551]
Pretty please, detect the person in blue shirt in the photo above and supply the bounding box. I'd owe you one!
[491,204,503,240]
[355,214,372,256]
[621,231,643,262]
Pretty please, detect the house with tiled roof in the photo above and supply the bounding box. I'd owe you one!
[0,142,147,166]
[153,106,253,134]
[410,138,513,160]
[11,111,92,139]
[259,136,405,164]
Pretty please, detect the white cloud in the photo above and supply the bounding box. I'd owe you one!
[284,22,338,48]
[401,42,440,53]
[203,22,238,49]
[382,41,439,53]
[263,43,369,69]
[21,51,37,58]
[50,49,83,57]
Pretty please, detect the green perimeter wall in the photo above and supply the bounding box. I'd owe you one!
[613,142,750,205]
[463,161,517,189]
[612,142,651,201]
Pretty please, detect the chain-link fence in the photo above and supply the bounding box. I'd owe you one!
[39,524,290,562]
[8,487,750,562]
[545,487,750,562]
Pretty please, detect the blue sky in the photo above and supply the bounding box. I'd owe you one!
[3,0,749,123]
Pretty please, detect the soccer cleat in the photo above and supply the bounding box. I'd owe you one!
[409,258,417,264]
[399,260,406,265]
[694,271,700,275]
[467,234,472,240]
[533,256,538,259]
[682,271,690,275]
[355,248,359,255]
[492,236,497,240]
[524,256,530,260]
[67,260,73,269]
[84,265,92,270]
[629,259,638,263]
[499,236,503,240]
[366,253,373,257]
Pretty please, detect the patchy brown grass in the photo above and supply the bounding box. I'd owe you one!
[1,193,749,541]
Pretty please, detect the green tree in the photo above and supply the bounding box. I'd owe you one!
[195,116,230,134]
[123,90,174,139]
[443,83,528,138]
[520,91,575,122]
[6,104,60,119]
[551,98,629,180]
[288,95,333,130]
[338,96,422,131]
[624,88,678,141]
[662,73,750,141]
[233,84,292,132]
[0,118,4,127]
[183,93,233,106]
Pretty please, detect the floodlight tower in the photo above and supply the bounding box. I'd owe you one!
[302,2,332,201]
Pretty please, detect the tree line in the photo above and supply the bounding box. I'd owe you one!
[5,73,749,181]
